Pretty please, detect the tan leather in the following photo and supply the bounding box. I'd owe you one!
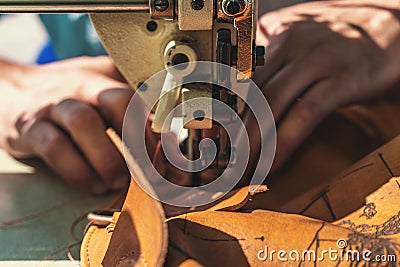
[164,131,400,266]
[81,104,400,266]
[81,176,167,267]
[81,183,269,266]
[81,212,119,267]
[166,211,376,266]
[277,135,400,222]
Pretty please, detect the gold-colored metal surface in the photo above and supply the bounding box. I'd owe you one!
[163,40,199,75]
[0,5,148,12]
[0,0,145,2]
[182,84,212,130]
[217,0,256,80]
[151,74,181,133]
[0,0,149,12]
[90,12,212,108]
[178,0,213,31]
[234,3,255,80]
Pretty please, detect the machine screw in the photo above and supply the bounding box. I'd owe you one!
[223,0,245,16]
[193,110,206,121]
[154,0,169,12]
[137,82,148,91]
[191,0,204,10]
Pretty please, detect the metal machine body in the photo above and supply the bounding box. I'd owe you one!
[0,0,265,185]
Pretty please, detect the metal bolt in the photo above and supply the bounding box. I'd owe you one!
[137,82,148,91]
[223,0,244,16]
[193,110,206,121]
[191,0,204,10]
[154,0,169,12]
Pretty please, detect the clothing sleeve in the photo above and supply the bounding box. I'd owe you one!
[38,14,107,60]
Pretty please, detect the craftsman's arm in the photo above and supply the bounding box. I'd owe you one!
[0,56,135,194]
[252,0,400,172]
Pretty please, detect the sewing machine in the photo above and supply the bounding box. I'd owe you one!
[0,0,265,189]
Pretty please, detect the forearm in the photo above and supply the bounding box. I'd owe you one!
[348,0,399,9]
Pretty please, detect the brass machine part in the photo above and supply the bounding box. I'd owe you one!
[178,0,213,31]
[181,84,212,130]
[0,0,263,171]
[0,0,149,12]
[152,40,201,133]
[90,12,213,110]
[0,0,264,80]
[151,75,182,133]
[218,0,258,80]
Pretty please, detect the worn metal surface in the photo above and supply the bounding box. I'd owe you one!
[0,0,148,13]
[90,12,212,108]
[217,0,257,80]
[178,0,213,31]
[182,84,212,129]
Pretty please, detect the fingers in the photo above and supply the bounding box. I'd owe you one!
[96,88,134,134]
[261,56,326,122]
[272,79,340,171]
[24,120,106,194]
[48,99,129,190]
[253,32,290,86]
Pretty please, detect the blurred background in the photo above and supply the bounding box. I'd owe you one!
[0,15,47,63]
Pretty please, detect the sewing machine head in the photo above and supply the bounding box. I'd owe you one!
[115,0,264,185]
[95,0,266,184]
[0,0,266,190]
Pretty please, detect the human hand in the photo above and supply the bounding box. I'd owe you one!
[0,56,145,194]
[253,0,400,172]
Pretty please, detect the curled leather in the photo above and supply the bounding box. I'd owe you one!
[81,104,400,266]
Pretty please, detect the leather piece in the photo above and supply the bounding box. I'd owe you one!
[80,184,267,267]
[242,111,385,213]
[101,176,167,267]
[165,131,400,265]
[163,185,268,218]
[80,130,269,267]
[241,102,400,213]
[81,103,400,266]
[276,134,400,222]
[166,210,399,266]
[164,246,203,267]
[81,221,114,267]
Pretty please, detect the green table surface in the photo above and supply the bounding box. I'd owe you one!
[0,149,116,265]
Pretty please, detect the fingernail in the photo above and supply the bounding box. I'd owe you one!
[92,182,108,195]
[112,175,129,190]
